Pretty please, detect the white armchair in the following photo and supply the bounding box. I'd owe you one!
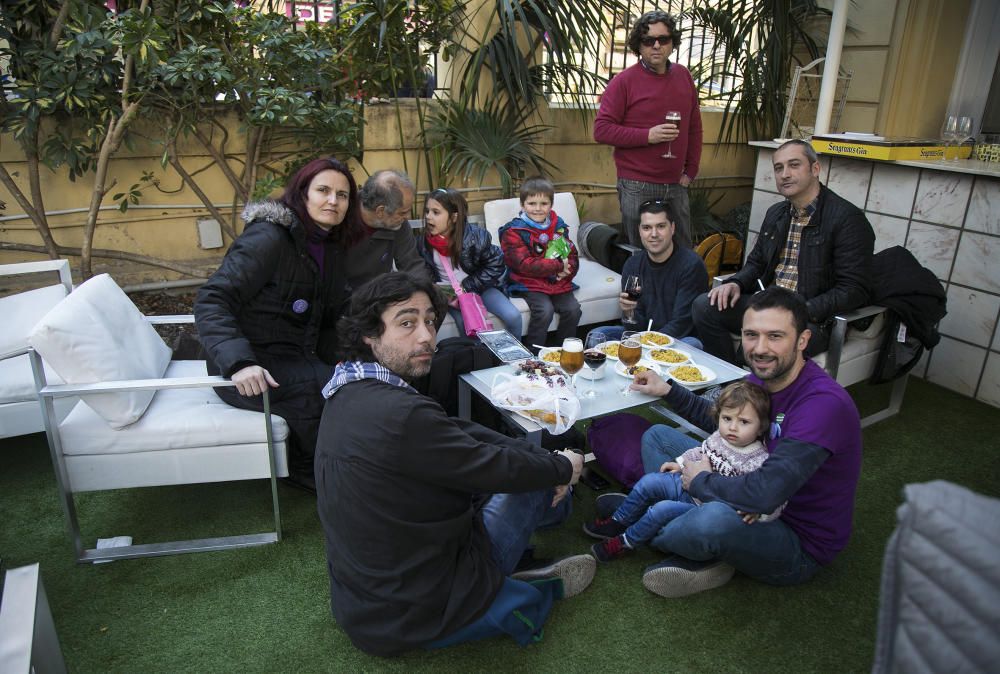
[0,260,75,439]
[27,273,289,563]
[434,192,622,340]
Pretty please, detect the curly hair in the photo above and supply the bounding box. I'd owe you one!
[336,272,447,362]
[628,10,681,56]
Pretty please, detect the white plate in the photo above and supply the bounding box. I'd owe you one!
[648,347,692,366]
[614,359,662,379]
[636,331,674,349]
[537,347,563,365]
[667,363,717,387]
[598,340,621,361]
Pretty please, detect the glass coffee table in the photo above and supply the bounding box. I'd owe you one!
[458,341,748,446]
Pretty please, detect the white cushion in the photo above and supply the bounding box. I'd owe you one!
[0,284,69,355]
[0,353,63,403]
[28,273,171,429]
[59,361,289,456]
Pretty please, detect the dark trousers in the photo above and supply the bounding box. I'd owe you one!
[518,291,582,349]
[691,292,830,364]
[215,355,332,477]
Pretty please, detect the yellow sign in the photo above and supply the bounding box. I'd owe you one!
[811,137,972,161]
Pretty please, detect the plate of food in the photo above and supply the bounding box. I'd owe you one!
[599,340,621,361]
[648,346,691,365]
[613,359,662,379]
[513,358,570,388]
[538,347,563,364]
[637,331,674,349]
[667,363,717,387]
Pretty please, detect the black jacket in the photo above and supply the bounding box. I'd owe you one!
[316,379,571,656]
[194,201,346,375]
[344,222,431,292]
[729,184,875,324]
[414,223,508,295]
[870,245,947,349]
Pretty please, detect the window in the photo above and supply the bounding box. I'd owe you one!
[546,0,734,108]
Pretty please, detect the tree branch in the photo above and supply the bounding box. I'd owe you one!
[0,242,210,278]
[0,163,60,259]
[191,125,247,201]
[167,142,238,241]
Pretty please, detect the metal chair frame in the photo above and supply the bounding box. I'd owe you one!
[29,314,282,564]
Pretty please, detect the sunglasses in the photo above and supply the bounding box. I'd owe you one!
[640,199,666,209]
[640,35,673,47]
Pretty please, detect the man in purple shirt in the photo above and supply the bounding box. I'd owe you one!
[619,285,862,598]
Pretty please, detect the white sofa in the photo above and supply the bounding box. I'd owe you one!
[435,192,623,340]
[0,260,76,440]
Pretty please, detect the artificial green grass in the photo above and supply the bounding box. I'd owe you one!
[2,377,998,673]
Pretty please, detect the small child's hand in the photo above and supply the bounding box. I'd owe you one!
[659,461,681,473]
[738,511,760,525]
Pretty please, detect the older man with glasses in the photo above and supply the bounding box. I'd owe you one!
[594,10,703,249]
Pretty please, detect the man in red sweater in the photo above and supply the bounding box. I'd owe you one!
[594,10,703,249]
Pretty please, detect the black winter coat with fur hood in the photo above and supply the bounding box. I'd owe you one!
[195,200,348,375]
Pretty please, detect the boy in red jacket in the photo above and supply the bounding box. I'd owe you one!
[499,177,581,349]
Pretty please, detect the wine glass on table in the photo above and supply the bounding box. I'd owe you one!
[581,332,608,399]
[618,330,643,396]
[622,275,642,325]
[941,115,959,160]
[662,110,682,159]
[956,116,974,161]
[560,337,584,389]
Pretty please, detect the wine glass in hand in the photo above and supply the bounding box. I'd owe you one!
[622,275,642,325]
[663,110,682,159]
[618,331,643,396]
[582,332,608,399]
[560,338,584,388]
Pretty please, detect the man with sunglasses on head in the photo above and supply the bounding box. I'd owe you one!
[594,10,702,249]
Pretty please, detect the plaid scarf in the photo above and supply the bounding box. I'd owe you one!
[322,361,415,399]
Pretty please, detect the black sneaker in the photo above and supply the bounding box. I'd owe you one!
[595,492,627,518]
[641,556,735,598]
[582,516,627,540]
[510,554,597,598]
[591,535,632,563]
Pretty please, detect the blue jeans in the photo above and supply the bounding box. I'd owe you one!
[450,286,523,337]
[589,325,703,351]
[641,424,700,473]
[640,425,820,585]
[481,488,572,575]
[613,472,694,546]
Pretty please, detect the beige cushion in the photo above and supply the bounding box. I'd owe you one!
[0,284,69,355]
[28,274,171,429]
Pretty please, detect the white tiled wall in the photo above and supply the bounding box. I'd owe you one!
[751,148,1000,408]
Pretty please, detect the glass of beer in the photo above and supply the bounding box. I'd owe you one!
[618,330,643,395]
[560,337,584,388]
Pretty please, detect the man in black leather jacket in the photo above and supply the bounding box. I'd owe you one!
[692,140,875,362]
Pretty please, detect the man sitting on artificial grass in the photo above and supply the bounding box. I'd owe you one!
[623,285,862,598]
[315,272,595,656]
